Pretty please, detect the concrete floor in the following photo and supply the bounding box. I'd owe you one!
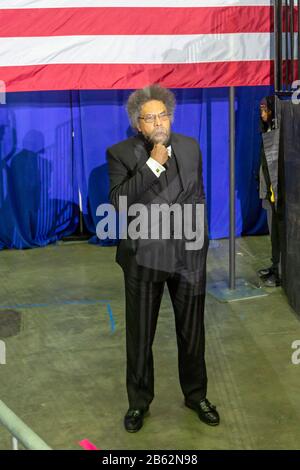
[0,236,299,450]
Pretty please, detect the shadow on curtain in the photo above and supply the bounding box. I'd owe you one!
[0,92,78,249]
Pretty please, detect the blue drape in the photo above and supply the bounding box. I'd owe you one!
[0,86,271,249]
[0,91,78,249]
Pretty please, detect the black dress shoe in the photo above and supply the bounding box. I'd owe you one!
[124,408,149,433]
[185,398,220,426]
[262,273,281,287]
[257,266,274,278]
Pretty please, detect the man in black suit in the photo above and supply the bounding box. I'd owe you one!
[107,85,219,432]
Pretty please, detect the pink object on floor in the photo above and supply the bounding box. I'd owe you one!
[79,439,100,450]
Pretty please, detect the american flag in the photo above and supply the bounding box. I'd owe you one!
[0,0,273,92]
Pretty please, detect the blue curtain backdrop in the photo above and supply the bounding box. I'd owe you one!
[0,86,271,249]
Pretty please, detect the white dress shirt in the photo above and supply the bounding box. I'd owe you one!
[146,145,172,178]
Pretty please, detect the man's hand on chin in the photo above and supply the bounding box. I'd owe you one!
[150,143,169,166]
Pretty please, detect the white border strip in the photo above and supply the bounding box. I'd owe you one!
[0,33,273,66]
[0,1,273,10]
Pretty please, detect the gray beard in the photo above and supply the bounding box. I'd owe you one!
[149,129,170,145]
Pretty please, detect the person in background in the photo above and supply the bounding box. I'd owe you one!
[258,96,281,287]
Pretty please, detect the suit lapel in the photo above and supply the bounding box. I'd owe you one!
[133,136,169,202]
[133,137,149,169]
[132,133,189,204]
[171,135,189,199]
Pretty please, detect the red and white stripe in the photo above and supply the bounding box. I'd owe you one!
[0,1,277,91]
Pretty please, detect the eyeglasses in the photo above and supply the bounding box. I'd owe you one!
[138,112,171,124]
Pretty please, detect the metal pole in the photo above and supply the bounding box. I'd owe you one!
[291,0,295,83]
[0,400,51,450]
[285,0,290,89]
[12,437,19,450]
[229,87,235,290]
[278,0,283,90]
[207,87,268,301]
[275,0,279,93]
[274,0,279,127]
[298,0,300,79]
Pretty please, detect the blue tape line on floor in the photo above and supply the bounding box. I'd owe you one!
[106,303,116,333]
[0,300,111,310]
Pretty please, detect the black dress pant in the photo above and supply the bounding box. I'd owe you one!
[124,272,207,410]
[264,199,281,270]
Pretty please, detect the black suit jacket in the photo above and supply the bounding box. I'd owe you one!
[107,132,208,283]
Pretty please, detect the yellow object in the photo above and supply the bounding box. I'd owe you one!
[270,185,275,203]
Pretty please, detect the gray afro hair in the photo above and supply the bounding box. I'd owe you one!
[126,84,176,129]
